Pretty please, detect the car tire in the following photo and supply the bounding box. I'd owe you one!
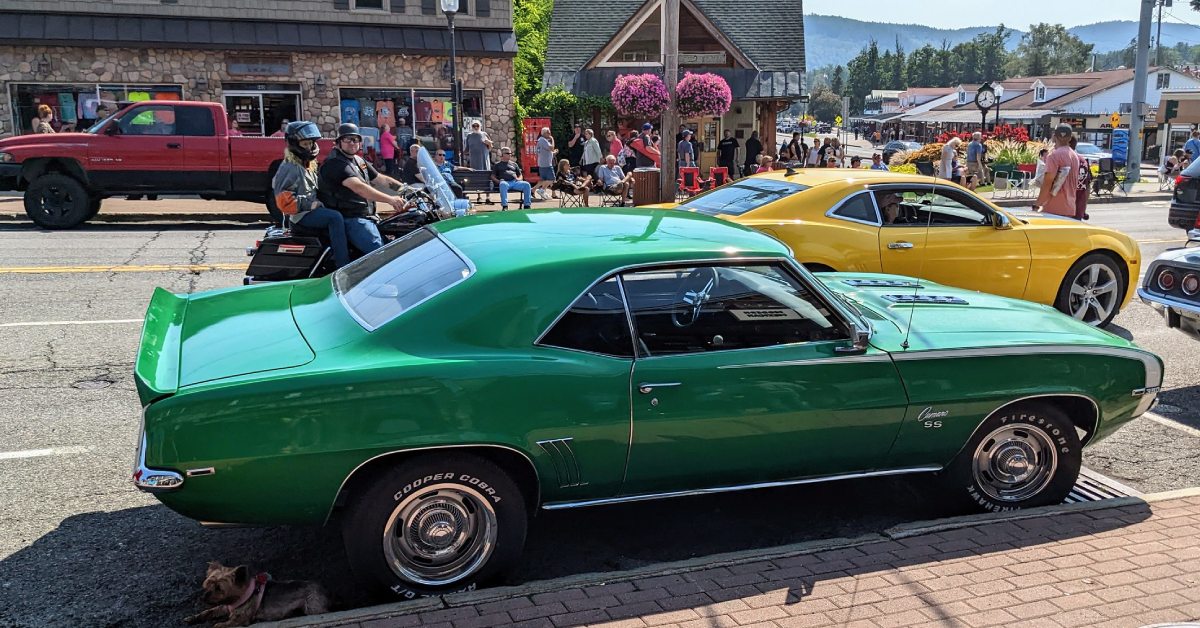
[341,454,528,600]
[942,401,1081,513]
[24,173,92,229]
[1054,253,1123,327]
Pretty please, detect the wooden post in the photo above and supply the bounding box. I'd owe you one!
[659,0,680,202]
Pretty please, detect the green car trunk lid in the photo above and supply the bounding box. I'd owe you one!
[177,282,315,387]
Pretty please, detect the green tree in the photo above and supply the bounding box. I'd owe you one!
[513,0,553,106]
[976,25,1012,82]
[809,84,842,122]
[891,37,906,90]
[845,39,880,113]
[1005,23,1093,77]
[831,65,844,95]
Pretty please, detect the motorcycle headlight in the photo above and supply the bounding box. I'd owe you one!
[0,153,14,163]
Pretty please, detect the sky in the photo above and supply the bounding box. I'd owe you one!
[803,0,1195,30]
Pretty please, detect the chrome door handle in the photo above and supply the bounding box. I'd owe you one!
[887,241,914,250]
[638,382,681,394]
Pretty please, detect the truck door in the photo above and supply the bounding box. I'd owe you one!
[176,106,224,191]
[91,104,186,191]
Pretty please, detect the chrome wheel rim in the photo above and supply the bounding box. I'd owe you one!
[1067,263,1119,325]
[383,483,497,587]
[972,424,1058,503]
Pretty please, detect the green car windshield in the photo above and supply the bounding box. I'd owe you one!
[333,228,472,330]
[679,179,808,217]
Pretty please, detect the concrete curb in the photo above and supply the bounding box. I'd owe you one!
[263,487,1199,627]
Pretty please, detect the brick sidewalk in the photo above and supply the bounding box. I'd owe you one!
[278,493,1200,628]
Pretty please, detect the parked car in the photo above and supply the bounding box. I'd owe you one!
[1168,159,1200,232]
[1073,142,1112,163]
[667,169,1141,327]
[0,101,333,229]
[881,140,923,165]
[133,208,1162,599]
[1138,246,1200,340]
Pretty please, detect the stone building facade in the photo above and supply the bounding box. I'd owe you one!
[0,1,517,160]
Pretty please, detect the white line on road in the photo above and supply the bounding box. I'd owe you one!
[0,446,91,460]
[1144,412,1200,438]
[0,319,142,328]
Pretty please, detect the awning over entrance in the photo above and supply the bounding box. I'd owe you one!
[547,68,803,100]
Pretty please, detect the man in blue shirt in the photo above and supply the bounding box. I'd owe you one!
[870,153,890,171]
[597,154,634,205]
[1184,130,1200,165]
[966,131,987,184]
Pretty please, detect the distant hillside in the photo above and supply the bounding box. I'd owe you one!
[803,14,1200,70]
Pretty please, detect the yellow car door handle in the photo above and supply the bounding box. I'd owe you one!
[888,241,915,250]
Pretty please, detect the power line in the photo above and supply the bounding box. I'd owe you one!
[1163,10,1200,31]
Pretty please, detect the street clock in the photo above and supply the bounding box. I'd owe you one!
[975,84,997,111]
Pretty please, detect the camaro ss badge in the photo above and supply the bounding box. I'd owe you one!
[918,406,949,429]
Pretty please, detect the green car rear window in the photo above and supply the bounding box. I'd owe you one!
[679,179,808,216]
[333,228,472,330]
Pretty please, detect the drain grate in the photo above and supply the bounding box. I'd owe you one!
[1064,467,1143,504]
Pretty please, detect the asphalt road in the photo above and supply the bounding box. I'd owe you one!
[0,202,1198,627]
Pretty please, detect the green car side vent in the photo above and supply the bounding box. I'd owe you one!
[842,279,925,289]
[884,294,971,305]
[537,438,588,488]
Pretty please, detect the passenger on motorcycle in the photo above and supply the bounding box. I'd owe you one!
[317,123,408,255]
[273,121,352,268]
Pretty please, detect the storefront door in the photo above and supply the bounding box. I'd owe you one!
[223,91,301,136]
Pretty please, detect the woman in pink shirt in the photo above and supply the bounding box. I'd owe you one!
[1034,124,1079,217]
[380,124,398,177]
[606,130,624,167]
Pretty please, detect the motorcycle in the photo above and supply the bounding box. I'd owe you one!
[244,146,468,284]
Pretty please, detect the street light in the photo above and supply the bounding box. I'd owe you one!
[441,0,461,166]
[993,84,1004,130]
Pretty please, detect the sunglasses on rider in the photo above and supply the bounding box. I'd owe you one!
[340,137,363,144]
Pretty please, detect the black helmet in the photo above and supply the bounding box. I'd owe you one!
[285,121,322,163]
[336,123,362,142]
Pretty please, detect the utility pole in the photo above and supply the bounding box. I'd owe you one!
[1128,0,1155,192]
[659,0,680,202]
[1155,0,1163,67]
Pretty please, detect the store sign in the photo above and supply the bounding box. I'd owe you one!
[1058,117,1085,129]
[679,52,727,65]
[227,56,292,77]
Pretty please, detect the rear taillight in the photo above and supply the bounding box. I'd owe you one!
[1158,269,1177,291]
[1183,273,1200,296]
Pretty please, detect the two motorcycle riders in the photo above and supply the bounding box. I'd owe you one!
[271,121,408,268]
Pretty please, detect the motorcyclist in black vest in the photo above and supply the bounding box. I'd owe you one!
[317,123,407,255]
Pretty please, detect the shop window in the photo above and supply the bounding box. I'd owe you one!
[352,0,386,9]
[476,0,490,16]
[8,83,181,135]
[1157,73,1171,89]
[422,0,436,15]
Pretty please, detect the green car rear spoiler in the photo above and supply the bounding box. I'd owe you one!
[134,287,187,405]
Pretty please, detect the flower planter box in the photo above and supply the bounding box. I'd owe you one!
[1016,164,1037,175]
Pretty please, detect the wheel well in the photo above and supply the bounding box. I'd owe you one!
[327,446,540,524]
[804,263,836,273]
[22,158,89,188]
[1075,249,1129,296]
[1002,395,1101,445]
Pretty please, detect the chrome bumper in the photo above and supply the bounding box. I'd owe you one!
[132,429,183,493]
[1138,287,1200,318]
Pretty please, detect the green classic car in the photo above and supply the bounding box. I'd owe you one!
[133,208,1162,598]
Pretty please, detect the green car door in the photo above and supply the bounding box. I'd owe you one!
[619,262,911,495]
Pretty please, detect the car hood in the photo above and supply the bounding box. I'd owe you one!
[176,282,315,387]
[0,132,93,151]
[1148,247,1200,266]
[819,272,1137,353]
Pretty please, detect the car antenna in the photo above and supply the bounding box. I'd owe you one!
[900,158,939,350]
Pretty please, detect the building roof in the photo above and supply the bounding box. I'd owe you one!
[928,68,1164,115]
[544,0,803,73]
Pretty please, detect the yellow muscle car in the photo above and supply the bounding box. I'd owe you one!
[671,169,1139,327]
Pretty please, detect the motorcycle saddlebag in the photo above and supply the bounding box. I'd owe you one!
[245,236,326,282]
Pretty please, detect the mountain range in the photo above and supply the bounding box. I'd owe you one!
[803,14,1200,70]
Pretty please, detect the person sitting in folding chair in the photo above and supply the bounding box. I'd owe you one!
[597,154,633,206]
[553,159,591,207]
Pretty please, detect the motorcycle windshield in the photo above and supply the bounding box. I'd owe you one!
[417,146,455,214]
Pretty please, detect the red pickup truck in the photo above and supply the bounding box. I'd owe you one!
[0,101,333,229]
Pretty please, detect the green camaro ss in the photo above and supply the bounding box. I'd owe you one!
[133,208,1162,598]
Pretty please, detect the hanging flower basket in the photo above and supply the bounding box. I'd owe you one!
[675,72,732,118]
[611,74,671,119]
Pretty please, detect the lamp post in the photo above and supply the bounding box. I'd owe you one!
[441,0,461,166]
[993,84,1004,131]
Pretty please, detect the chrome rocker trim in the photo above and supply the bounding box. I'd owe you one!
[541,466,942,510]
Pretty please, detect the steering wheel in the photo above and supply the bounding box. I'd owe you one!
[671,267,720,328]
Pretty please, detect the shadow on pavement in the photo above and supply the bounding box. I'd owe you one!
[1104,322,1134,341]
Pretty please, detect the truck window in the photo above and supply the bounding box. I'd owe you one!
[176,107,216,137]
[120,106,177,136]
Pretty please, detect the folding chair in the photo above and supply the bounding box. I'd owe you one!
[677,167,703,200]
[708,167,730,189]
[599,185,624,207]
[991,171,1014,199]
[558,187,585,207]
[1093,158,1118,197]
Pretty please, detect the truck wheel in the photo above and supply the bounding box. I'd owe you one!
[941,401,1081,513]
[341,454,528,599]
[24,174,92,229]
[86,198,102,220]
[264,190,283,225]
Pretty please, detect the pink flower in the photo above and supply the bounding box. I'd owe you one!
[676,73,732,118]
[611,74,671,119]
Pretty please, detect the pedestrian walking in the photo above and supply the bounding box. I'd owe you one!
[581,128,603,177]
[1033,124,1080,218]
[466,121,493,171]
[717,130,740,178]
[534,127,557,201]
[1069,137,1092,221]
[379,124,399,177]
[940,137,962,180]
[677,129,695,169]
[966,132,987,185]
[744,131,762,177]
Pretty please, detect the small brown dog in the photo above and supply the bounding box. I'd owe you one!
[185,562,331,627]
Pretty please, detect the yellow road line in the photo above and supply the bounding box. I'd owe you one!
[0,263,248,274]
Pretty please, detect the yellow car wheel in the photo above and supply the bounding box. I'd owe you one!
[1054,253,1124,327]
